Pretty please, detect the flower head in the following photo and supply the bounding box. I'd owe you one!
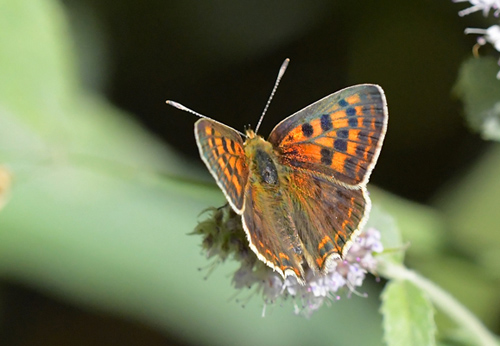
[465,25,500,51]
[464,25,500,78]
[193,204,384,317]
[453,0,500,17]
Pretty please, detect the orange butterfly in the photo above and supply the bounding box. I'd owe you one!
[167,59,388,284]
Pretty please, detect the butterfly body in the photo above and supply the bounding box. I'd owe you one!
[243,132,305,278]
[194,84,388,284]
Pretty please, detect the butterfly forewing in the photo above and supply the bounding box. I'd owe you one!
[268,84,388,187]
[195,119,249,213]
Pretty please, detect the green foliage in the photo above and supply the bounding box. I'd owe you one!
[381,280,436,346]
[454,57,500,141]
[370,188,446,260]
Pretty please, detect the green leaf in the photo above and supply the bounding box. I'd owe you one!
[0,0,201,179]
[370,187,446,258]
[454,57,500,141]
[365,203,404,264]
[381,280,436,346]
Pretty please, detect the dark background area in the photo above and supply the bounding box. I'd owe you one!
[71,0,486,203]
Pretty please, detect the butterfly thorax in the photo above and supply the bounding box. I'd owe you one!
[244,132,280,186]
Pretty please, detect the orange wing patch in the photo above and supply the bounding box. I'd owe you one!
[195,119,249,212]
[345,93,361,105]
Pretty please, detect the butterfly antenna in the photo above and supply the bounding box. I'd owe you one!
[166,100,246,137]
[254,58,290,134]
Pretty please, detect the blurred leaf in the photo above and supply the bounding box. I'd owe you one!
[381,280,436,346]
[417,256,500,332]
[454,57,500,141]
[378,262,499,346]
[0,167,11,211]
[370,187,446,258]
[0,0,199,180]
[434,144,500,274]
[366,203,404,264]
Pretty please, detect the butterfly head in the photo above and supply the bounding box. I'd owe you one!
[245,128,257,139]
[243,128,272,152]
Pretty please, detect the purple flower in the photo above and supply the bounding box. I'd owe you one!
[193,205,384,317]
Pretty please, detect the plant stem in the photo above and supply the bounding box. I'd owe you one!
[378,260,499,346]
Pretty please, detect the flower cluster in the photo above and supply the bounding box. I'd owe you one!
[454,0,500,78]
[193,204,384,317]
[453,0,500,17]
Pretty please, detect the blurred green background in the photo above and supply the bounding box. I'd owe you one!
[1,0,499,345]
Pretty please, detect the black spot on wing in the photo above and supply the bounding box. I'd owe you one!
[222,138,228,153]
[288,157,304,168]
[302,123,314,137]
[334,139,347,152]
[320,148,333,166]
[337,129,348,139]
[320,114,332,132]
[210,137,220,156]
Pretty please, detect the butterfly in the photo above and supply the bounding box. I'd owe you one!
[167,59,388,284]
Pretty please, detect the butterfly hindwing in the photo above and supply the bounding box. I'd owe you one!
[268,84,388,187]
[287,171,370,273]
[241,158,369,281]
[195,119,249,213]
[242,175,305,281]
